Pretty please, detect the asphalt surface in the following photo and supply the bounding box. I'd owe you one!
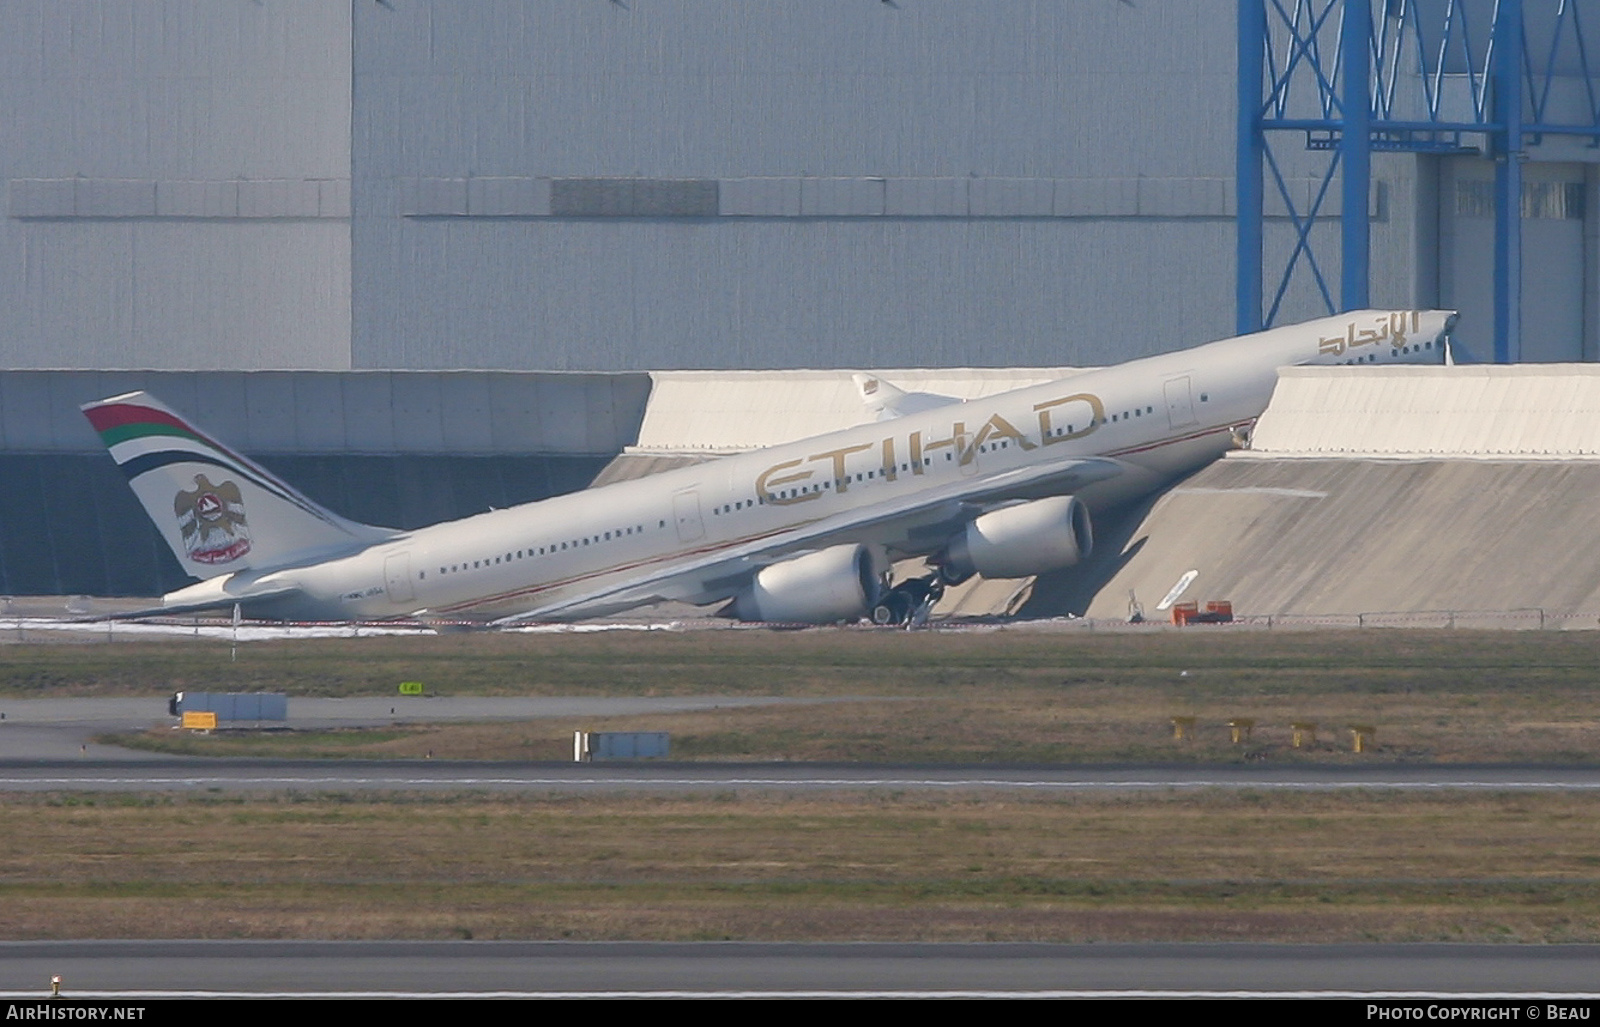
[0,695,851,761]
[6,698,1600,794]
[3,758,1600,793]
[0,942,1597,997]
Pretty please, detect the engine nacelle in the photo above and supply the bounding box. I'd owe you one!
[732,544,882,623]
[943,496,1093,581]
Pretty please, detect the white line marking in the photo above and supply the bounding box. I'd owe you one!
[2,777,1599,790]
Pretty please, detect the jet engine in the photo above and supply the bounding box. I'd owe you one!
[732,543,883,623]
[942,495,1093,581]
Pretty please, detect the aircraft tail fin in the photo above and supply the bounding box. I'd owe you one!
[82,392,395,580]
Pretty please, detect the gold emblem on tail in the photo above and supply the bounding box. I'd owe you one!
[174,474,252,564]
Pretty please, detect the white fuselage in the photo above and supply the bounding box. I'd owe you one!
[231,310,1453,621]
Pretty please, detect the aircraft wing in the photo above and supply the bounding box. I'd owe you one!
[491,454,1124,624]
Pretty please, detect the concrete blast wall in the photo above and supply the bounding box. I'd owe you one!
[1253,365,1600,459]
[1028,457,1600,623]
[1027,366,1600,623]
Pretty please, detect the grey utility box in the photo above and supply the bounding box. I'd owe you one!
[574,731,670,761]
[170,691,288,724]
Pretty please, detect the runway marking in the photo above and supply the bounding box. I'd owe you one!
[4,776,1600,791]
[4,990,1600,999]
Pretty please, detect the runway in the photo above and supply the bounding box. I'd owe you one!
[4,758,1600,793]
[1,941,1597,997]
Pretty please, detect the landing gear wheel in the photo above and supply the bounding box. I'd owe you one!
[937,564,972,587]
[871,592,912,626]
[871,576,945,626]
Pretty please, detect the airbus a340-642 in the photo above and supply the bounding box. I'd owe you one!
[83,309,1456,626]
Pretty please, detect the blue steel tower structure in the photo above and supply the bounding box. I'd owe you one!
[1238,0,1600,361]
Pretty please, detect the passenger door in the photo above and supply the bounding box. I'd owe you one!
[673,490,705,544]
[384,553,414,604]
[1164,376,1197,430]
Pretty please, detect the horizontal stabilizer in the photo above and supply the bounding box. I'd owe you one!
[853,374,962,421]
[74,581,305,622]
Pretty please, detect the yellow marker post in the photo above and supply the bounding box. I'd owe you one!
[1228,718,1255,744]
[1170,716,1196,741]
[181,711,217,731]
[1290,722,1318,747]
[1348,724,1376,753]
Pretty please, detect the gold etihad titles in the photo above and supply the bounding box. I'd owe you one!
[1318,310,1424,356]
[756,394,1105,505]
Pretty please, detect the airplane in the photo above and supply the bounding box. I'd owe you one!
[82,309,1457,627]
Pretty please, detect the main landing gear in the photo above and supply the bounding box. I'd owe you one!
[870,576,945,627]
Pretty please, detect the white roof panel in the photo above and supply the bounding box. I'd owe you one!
[1250,365,1600,459]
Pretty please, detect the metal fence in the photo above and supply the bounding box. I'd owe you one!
[3,606,1600,643]
[997,608,1600,633]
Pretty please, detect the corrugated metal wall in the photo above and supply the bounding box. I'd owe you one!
[0,0,352,370]
[0,369,649,595]
[0,370,650,456]
[349,0,1325,372]
[0,453,612,596]
[4,1,1595,374]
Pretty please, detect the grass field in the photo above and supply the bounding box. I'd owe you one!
[1,789,1596,942]
[7,625,1596,700]
[6,627,1599,941]
[22,627,1591,763]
